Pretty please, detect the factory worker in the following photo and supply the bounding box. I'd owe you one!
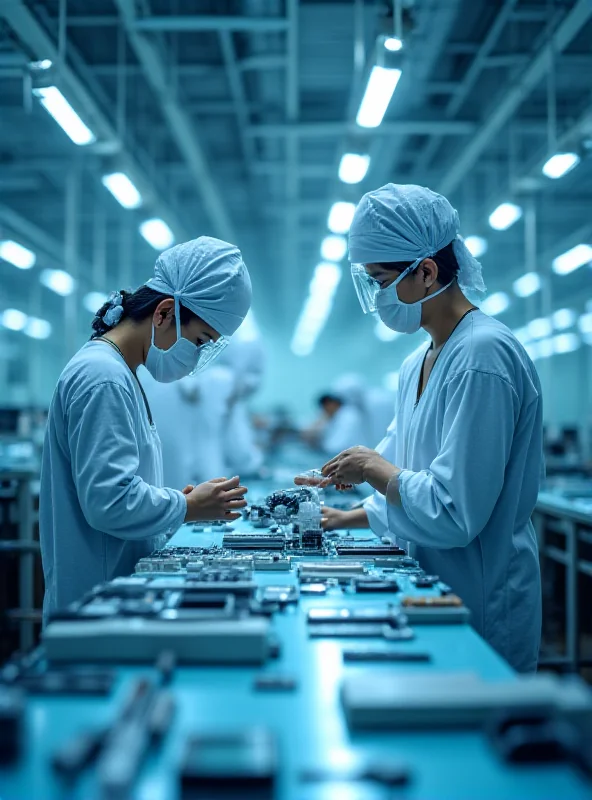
[39,237,252,619]
[319,184,543,673]
[140,363,235,489]
[308,374,370,455]
[219,319,266,476]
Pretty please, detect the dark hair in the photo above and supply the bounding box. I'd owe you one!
[90,286,198,339]
[376,240,459,286]
[318,394,342,408]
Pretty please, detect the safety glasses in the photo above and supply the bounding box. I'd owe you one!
[350,259,422,314]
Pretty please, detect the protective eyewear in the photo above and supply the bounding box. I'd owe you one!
[189,336,229,376]
[350,258,423,314]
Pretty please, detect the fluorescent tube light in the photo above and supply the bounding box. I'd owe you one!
[552,244,592,275]
[537,338,554,358]
[327,202,356,235]
[356,66,402,129]
[24,317,52,339]
[0,240,36,270]
[527,317,553,340]
[33,86,96,146]
[578,313,592,335]
[291,262,342,356]
[488,202,522,231]
[338,153,370,184]
[83,292,108,315]
[552,333,580,354]
[102,172,142,209]
[464,236,488,258]
[542,152,580,179]
[384,37,403,52]
[513,272,541,298]
[481,292,510,316]
[552,308,576,331]
[0,309,28,331]
[320,235,347,262]
[513,327,530,344]
[140,218,175,250]
[40,269,76,296]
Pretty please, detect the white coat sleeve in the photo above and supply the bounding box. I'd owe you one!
[387,369,519,548]
[363,417,397,538]
[68,381,187,539]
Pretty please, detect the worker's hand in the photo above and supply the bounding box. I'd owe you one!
[321,446,380,485]
[182,485,194,495]
[321,506,348,532]
[184,476,248,522]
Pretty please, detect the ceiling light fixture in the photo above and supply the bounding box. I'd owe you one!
[512,272,541,298]
[552,243,592,275]
[542,152,580,179]
[32,86,96,146]
[139,218,175,251]
[481,292,510,316]
[40,269,76,296]
[356,66,402,129]
[464,236,488,258]
[338,153,370,184]
[327,202,356,235]
[24,317,52,340]
[102,172,142,209]
[291,263,342,356]
[0,309,28,331]
[488,202,523,231]
[551,308,576,331]
[320,235,347,262]
[0,240,36,270]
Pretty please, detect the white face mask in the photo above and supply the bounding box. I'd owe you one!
[144,296,228,383]
[376,260,452,334]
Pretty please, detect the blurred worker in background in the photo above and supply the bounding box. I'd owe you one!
[219,314,266,477]
[317,184,543,673]
[304,374,369,455]
[39,237,251,619]
[141,362,235,488]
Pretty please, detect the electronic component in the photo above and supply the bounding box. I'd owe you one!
[14,670,115,695]
[307,607,401,625]
[410,575,439,589]
[260,585,299,605]
[343,650,431,663]
[353,578,400,593]
[400,595,470,625]
[373,556,416,569]
[0,687,23,764]
[43,617,271,664]
[309,623,390,638]
[301,530,323,549]
[335,543,406,557]
[253,555,291,571]
[52,728,107,777]
[253,674,298,692]
[180,729,276,797]
[299,583,327,595]
[298,562,366,580]
[135,557,183,573]
[222,533,286,551]
[343,671,592,731]
[300,762,411,787]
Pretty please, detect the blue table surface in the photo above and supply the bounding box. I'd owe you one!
[2,479,591,799]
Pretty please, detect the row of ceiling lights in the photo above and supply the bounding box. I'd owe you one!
[291,35,403,356]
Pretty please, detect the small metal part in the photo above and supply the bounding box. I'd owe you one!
[343,650,430,663]
[52,728,106,776]
[253,674,298,692]
[299,583,327,595]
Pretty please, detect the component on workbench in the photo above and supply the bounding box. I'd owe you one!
[260,585,299,605]
[222,533,286,551]
[180,728,277,797]
[410,575,439,589]
[0,686,23,764]
[253,554,291,571]
[353,577,400,593]
[335,543,406,557]
[250,505,273,528]
[294,468,331,488]
[253,674,298,692]
[401,595,463,607]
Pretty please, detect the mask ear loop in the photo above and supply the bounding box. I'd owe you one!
[174,292,181,342]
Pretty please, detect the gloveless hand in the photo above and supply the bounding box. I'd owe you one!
[321,446,383,485]
[184,476,248,522]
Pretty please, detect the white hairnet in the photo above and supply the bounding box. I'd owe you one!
[146,236,252,337]
[348,183,486,293]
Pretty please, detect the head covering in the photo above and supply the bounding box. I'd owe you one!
[146,236,252,337]
[348,183,486,293]
[332,373,367,409]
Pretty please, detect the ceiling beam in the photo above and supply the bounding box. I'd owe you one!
[113,0,236,242]
[219,30,257,173]
[439,0,592,196]
[239,55,287,72]
[0,0,187,242]
[246,120,477,138]
[132,15,289,33]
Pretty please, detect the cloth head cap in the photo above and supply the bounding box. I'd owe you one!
[146,236,252,337]
[348,183,485,293]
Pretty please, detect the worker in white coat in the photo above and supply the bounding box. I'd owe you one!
[364,385,396,447]
[311,374,370,455]
[219,315,266,476]
[39,237,251,619]
[140,363,235,489]
[318,184,543,673]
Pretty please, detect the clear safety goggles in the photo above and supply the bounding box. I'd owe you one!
[350,258,423,314]
[190,335,229,376]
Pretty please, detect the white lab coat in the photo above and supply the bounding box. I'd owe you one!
[40,342,186,619]
[140,364,235,488]
[364,387,396,448]
[364,311,543,672]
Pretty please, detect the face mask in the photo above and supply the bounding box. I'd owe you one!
[145,295,228,383]
[376,260,452,334]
